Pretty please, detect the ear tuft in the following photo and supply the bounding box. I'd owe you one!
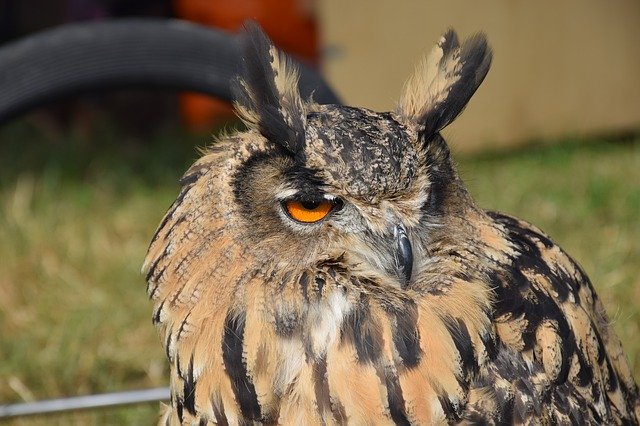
[232,22,306,155]
[397,30,492,138]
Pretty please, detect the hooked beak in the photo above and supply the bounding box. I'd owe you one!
[393,224,413,286]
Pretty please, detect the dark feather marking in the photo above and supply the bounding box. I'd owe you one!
[518,372,541,409]
[299,271,310,302]
[179,167,207,187]
[222,311,261,420]
[330,397,347,424]
[423,166,447,219]
[327,267,337,279]
[494,386,515,424]
[283,164,329,196]
[176,311,192,340]
[165,185,195,221]
[232,23,305,155]
[489,346,538,423]
[391,302,422,368]
[165,328,174,362]
[552,386,571,415]
[590,406,603,424]
[145,255,163,283]
[274,309,299,337]
[575,351,594,387]
[340,298,382,363]
[315,275,326,297]
[147,267,166,299]
[464,412,491,425]
[176,395,184,423]
[211,395,228,426]
[146,242,173,285]
[278,270,292,291]
[232,149,292,225]
[590,318,607,364]
[152,300,164,325]
[419,30,492,138]
[169,278,191,307]
[442,316,478,378]
[489,212,554,249]
[513,240,572,303]
[438,394,462,423]
[313,357,333,420]
[146,280,158,300]
[480,331,498,361]
[605,358,619,392]
[181,355,197,416]
[421,135,454,219]
[385,370,411,425]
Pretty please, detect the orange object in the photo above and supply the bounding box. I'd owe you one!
[174,0,319,132]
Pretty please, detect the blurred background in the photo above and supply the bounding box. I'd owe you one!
[0,0,638,424]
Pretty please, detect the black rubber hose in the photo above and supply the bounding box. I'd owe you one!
[0,18,341,124]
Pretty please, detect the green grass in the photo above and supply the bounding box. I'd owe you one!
[0,118,638,424]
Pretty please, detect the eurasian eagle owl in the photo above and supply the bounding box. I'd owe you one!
[144,25,639,424]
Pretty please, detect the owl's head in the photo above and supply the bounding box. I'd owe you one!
[145,26,492,315]
[224,25,492,288]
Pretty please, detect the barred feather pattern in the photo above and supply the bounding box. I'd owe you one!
[143,26,639,425]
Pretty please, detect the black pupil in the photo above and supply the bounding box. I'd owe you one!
[300,200,321,210]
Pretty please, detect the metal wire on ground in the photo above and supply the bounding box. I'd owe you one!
[0,387,170,419]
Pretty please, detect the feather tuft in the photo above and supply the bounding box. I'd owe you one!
[397,30,492,138]
[232,22,306,155]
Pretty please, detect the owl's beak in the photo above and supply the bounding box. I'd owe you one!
[393,223,413,286]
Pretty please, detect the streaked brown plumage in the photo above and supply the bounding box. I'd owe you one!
[143,25,640,424]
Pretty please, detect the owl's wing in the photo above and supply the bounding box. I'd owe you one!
[479,211,639,423]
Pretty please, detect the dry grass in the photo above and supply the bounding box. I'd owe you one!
[0,119,638,424]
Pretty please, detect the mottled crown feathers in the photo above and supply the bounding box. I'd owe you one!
[231,23,306,156]
[398,29,492,137]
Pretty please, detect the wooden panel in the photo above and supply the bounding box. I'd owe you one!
[318,0,640,151]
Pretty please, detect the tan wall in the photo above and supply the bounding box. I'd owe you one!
[318,1,640,152]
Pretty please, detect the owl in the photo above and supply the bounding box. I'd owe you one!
[143,25,640,425]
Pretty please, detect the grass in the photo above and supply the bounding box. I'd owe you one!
[0,117,638,424]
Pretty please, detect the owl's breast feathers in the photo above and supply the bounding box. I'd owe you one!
[144,151,639,424]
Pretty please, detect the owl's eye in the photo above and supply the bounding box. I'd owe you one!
[282,198,340,223]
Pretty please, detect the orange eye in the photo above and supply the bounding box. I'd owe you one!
[283,199,335,223]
